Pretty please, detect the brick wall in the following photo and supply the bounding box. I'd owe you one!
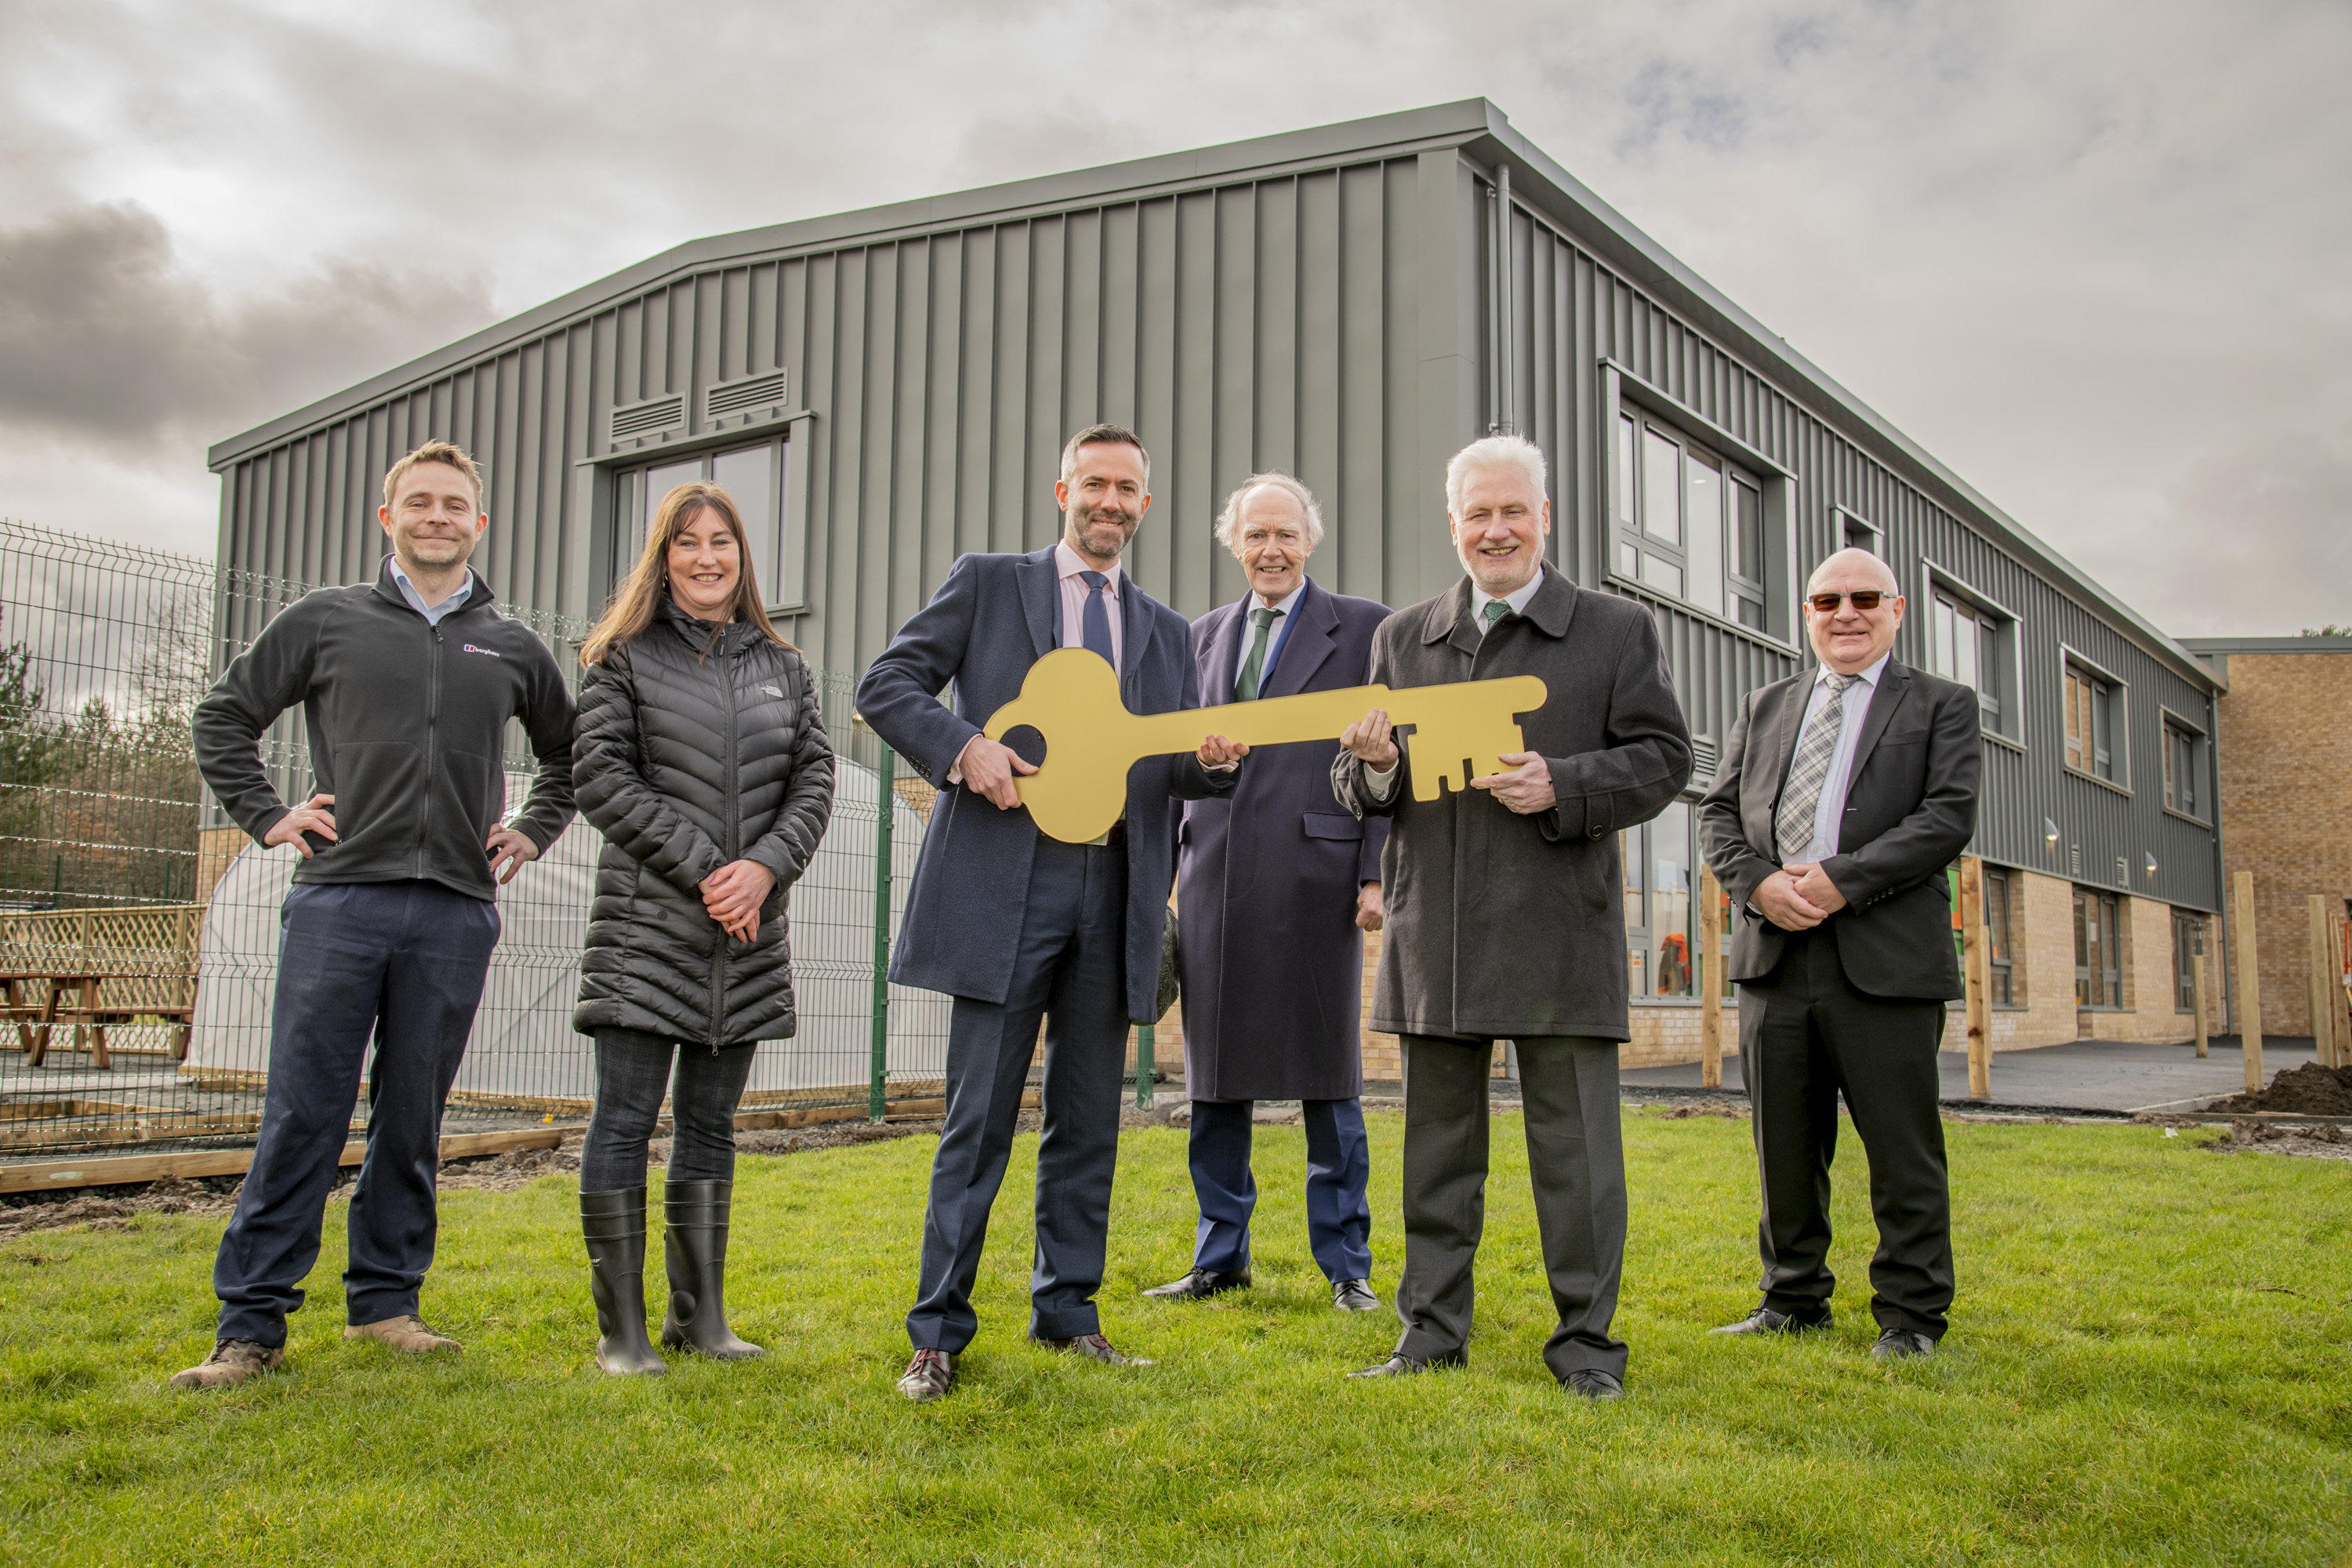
[2212,651,2352,1036]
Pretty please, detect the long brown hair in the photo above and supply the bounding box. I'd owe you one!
[581,481,793,666]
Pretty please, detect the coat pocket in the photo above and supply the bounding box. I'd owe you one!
[1302,812,1363,841]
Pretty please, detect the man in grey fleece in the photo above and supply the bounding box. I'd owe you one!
[171,440,575,1390]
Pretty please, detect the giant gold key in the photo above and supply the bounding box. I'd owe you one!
[980,648,1549,844]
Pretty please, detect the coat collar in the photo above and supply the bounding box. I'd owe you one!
[372,555,491,619]
[1015,545,1058,661]
[1418,566,1575,655]
[1847,658,1913,779]
[659,595,761,656]
[1261,578,1338,699]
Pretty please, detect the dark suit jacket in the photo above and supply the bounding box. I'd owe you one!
[1696,658,1982,1000]
[1178,578,1391,1101]
[855,546,1231,1022]
[1330,571,1692,1042]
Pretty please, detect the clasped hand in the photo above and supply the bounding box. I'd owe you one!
[701,859,778,942]
[1338,711,1555,815]
[1755,862,1846,931]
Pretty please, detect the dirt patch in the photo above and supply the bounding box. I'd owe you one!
[2206,1062,2352,1116]
[0,1174,242,1240]
[2206,1119,2352,1162]
[1643,1098,1751,1120]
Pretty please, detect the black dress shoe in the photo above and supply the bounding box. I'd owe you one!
[1035,1332,1155,1367]
[897,1348,954,1403]
[1331,1278,1381,1313]
[1562,1368,1624,1400]
[1347,1348,1465,1378]
[1871,1328,1936,1361]
[1141,1267,1250,1301]
[1710,1305,1831,1336]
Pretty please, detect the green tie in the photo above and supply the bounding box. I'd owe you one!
[1236,607,1280,702]
[1483,599,1511,634]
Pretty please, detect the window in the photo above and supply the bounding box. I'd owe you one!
[1842,510,1882,554]
[1929,591,2006,729]
[2063,662,2122,782]
[2171,908,2205,1013]
[2161,720,2203,818]
[1984,866,2014,1007]
[1614,412,1766,631]
[1618,801,1730,1000]
[612,436,793,606]
[2074,887,2122,1007]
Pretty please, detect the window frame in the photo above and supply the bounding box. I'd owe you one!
[1919,562,2022,746]
[2170,907,2205,1014]
[2158,707,2209,824]
[1602,360,1796,648]
[599,419,811,615]
[2058,645,2132,794]
[1984,865,2016,1008]
[2073,886,2124,1008]
[1835,505,1882,557]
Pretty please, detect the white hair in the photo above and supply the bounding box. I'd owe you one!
[1214,472,1325,551]
[1445,434,1548,515]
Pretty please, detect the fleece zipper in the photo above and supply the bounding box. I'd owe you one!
[416,613,445,879]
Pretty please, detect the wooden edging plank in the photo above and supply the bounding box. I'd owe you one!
[0,1127,563,1196]
[733,1090,1038,1133]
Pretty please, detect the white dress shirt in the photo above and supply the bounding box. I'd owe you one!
[1782,652,1890,864]
[1055,539,1123,675]
[1234,579,1307,696]
[387,557,473,626]
[1364,567,1545,797]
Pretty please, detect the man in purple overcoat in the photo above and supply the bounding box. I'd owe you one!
[1146,474,1392,1313]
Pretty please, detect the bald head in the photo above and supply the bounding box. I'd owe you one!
[1803,547,1906,674]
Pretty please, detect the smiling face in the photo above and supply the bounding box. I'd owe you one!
[1449,463,1551,597]
[666,504,742,620]
[377,460,486,573]
[1803,547,1904,674]
[1054,440,1151,567]
[1230,485,1313,605]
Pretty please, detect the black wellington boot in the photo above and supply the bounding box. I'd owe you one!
[580,1189,668,1377]
[660,1179,763,1360]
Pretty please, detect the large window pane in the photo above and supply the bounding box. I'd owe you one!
[1684,452,1723,617]
[1642,428,1681,543]
[1933,597,1955,679]
[1652,802,1693,996]
[1640,554,1682,597]
[1951,602,1978,691]
[1733,479,1763,579]
[1615,415,1636,532]
[1621,824,1646,997]
[711,443,776,597]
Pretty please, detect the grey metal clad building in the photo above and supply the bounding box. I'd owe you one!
[206,98,2226,1049]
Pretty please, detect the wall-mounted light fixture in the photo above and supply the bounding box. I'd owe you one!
[2044,818,2061,849]
[2143,851,2159,882]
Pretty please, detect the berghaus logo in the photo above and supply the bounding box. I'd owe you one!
[463,644,501,657]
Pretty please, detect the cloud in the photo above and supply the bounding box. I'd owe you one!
[0,199,492,455]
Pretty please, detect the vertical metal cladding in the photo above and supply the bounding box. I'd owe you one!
[211,102,2221,916]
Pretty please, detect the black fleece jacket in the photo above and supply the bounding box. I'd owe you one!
[192,558,576,900]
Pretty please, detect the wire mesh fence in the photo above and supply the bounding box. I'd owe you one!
[0,520,970,1164]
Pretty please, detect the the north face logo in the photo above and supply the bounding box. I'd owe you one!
[759,684,782,698]
[463,644,501,658]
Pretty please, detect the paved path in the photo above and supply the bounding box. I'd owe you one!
[1621,1036,2321,1115]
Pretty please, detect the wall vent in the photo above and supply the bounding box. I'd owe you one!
[2068,846,2082,879]
[706,371,789,421]
[2114,855,2129,888]
[610,394,686,442]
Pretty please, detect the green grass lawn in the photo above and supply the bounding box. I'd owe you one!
[3,1109,2348,1566]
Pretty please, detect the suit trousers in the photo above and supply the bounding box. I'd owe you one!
[1186,1097,1372,1283]
[1737,924,1954,1338]
[1394,1033,1628,1381]
[212,880,501,1345]
[906,837,1128,1352]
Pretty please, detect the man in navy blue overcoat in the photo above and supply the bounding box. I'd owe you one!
[1147,474,1393,1314]
[856,423,1241,1403]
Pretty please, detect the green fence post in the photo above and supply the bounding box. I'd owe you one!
[1135,1022,1155,1111]
[869,742,895,1124]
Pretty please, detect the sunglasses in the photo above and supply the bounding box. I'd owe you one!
[1806,590,1887,613]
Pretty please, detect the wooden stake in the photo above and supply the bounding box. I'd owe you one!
[2190,918,2209,1058]
[1698,865,1723,1090]
[1959,857,1991,1101]
[2233,869,2263,1095]
[2311,896,2334,1069]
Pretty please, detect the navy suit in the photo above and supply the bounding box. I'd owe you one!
[858,546,1230,1352]
[1176,578,1390,1283]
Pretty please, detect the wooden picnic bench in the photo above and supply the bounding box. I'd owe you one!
[0,906,200,1071]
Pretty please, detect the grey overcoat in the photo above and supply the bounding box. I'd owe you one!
[1330,570,1693,1042]
[1177,578,1392,1102]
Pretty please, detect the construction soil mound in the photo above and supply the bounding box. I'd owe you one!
[2207,1062,2352,1116]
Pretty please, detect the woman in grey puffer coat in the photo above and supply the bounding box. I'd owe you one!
[569,479,834,1376]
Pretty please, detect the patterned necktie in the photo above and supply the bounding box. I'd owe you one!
[1077,570,1115,670]
[1235,607,1280,702]
[1482,599,1510,634]
[1775,671,1860,864]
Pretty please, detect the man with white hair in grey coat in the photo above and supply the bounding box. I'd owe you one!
[1332,434,1691,1400]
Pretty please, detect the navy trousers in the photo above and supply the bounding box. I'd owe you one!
[1187,1098,1371,1282]
[906,838,1129,1352]
[212,880,501,1346]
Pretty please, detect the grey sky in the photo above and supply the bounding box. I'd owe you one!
[2,0,2344,636]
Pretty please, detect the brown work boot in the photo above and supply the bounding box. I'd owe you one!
[343,1314,463,1355]
[169,1338,285,1390]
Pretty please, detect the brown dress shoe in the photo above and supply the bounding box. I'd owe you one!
[898,1348,955,1403]
[1034,1332,1154,1367]
[169,1338,285,1390]
[344,1315,463,1354]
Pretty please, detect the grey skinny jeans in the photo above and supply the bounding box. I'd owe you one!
[580,1027,754,1192]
